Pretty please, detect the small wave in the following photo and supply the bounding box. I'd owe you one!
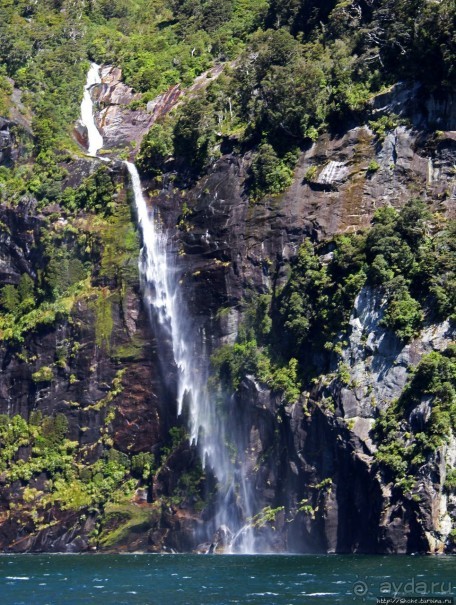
[5,576,30,580]
[303,592,338,596]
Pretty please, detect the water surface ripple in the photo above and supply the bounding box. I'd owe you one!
[0,554,454,605]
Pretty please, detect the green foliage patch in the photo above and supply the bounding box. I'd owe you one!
[211,200,455,406]
[372,347,456,486]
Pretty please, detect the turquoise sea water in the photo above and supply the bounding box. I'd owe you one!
[0,554,454,605]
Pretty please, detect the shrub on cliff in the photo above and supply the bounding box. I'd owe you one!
[137,122,174,176]
[373,347,456,484]
[173,98,217,173]
[381,287,423,341]
[0,285,19,314]
[31,366,54,383]
[0,274,35,315]
[249,143,293,199]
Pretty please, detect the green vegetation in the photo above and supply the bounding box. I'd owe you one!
[0,1,87,153]
[88,0,268,97]
[250,505,284,530]
[211,200,455,404]
[94,288,114,351]
[0,0,262,203]
[0,273,35,314]
[367,160,380,173]
[98,502,157,548]
[0,0,454,200]
[112,337,145,362]
[0,0,269,168]
[445,469,456,493]
[250,143,294,199]
[0,279,89,345]
[0,408,203,547]
[60,166,117,215]
[98,204,140,288]
[132,0,456,195]
[137,122,174,176]
[211,337,302,404]
[372,347,456,487]
[369,114,401,141]
[0,68,13,117]
[0,410,133,511]
[31,366,54,383]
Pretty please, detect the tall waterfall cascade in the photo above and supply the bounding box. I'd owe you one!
[124,162,256,553]
[81,65,257,553]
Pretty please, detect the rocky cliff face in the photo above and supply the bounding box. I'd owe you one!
[133,81,455,553]
[0,150,201,552]
[0,74,454,554]
[80,63,226,155]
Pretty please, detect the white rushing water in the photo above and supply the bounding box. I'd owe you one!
[80,63,256,552]
[124,161,255,553]
[80,63,104,156]
[124,164,218,446]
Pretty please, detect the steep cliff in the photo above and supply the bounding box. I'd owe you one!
[0,0,455,555]
[131,80,455,553]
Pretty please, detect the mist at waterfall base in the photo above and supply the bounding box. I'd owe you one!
[2,554,454,605]
[79,63,265,553]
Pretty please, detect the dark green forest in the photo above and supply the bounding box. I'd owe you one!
[1,0,455,196]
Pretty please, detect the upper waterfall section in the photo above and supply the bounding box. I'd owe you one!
[80,63,103,156]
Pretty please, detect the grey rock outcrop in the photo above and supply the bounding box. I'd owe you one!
[336,288,455,421]
[91,63,227,154]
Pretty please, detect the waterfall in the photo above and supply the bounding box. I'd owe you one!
[79,63,257,553]
[80,63,103,156]
[125,161,256,553]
